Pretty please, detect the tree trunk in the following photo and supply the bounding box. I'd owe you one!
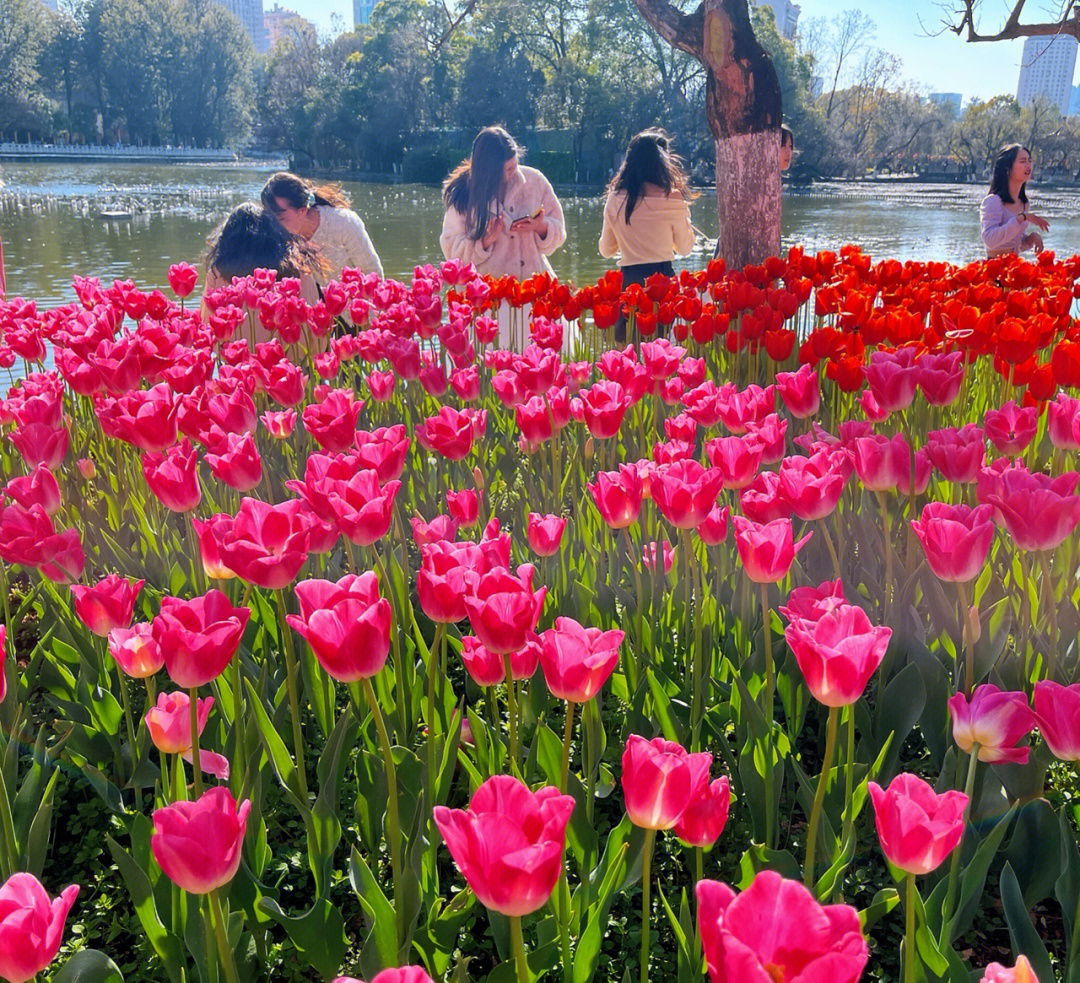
[632,0,783,267]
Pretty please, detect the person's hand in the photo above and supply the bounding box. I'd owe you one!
[1027,212,1050,232]
[481,219,503,250]
[511,207,547,237]
[1024,232,1045,254]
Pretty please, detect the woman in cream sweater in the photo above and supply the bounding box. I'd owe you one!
[599,130,697,343]
[440,126,567,351]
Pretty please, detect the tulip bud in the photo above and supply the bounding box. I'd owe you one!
[77,457,96,479]
[585,437,594,459]
[965,604,981,646]
[472,465,485,490]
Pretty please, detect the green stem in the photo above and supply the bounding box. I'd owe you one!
[274,589,309,800]
[372,546,409,740]
[1037,550,1058,680]
[804,705,840,889]
[759,581,777,850]
[840,705,856,859]
[878,492,893,621]
[427,622,446,810]
[362,676,404,953]
[510,914,529,983]
[905,873,917,983]
[0,767,19,879]
[956,579,975,695]
[560,701,575,793]
[694,846,703,885]
[820,519,843,582]
[688,531,704,750]
[504,654,520,777]
[1070,870,1080,974]
[208,889,241,983]
[641,827,657,983]
[232,649,246,796]
[118,664,138,768]
[941,741,980,943]
[189,687,203,798]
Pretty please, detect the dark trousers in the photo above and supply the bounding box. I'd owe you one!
[614,261,675,344]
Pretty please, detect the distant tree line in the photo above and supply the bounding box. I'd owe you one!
[5,0,1080,183]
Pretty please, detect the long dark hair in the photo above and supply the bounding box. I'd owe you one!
[607,129,697,224]
[989,144,1029,205]
[261,171,351,214]
[204,202,324,281]
[443,126,521,241]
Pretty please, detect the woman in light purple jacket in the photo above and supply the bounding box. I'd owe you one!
[979,144,1050,258]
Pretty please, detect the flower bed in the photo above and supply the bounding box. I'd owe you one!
[0,246,1079,982]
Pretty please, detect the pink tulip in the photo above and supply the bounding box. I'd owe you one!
[697,505,730,546]
[864,347,919,413]
[1033,680,1080,760]
[853,433,910,491]
[916,351,965,406]
[540,618,623,703]
[260,409,297,438]
[588,465,642,529]
[433,775,574,916]
[446,488,480,527]
[784,603,891,707]
[925,425,986,484]
[0,873,80,983]
[464,565,546,655]
[459,634,540,685]
[777,449,849,521]
[334,970,434,983]
[718,383,774,434]
[910,502,996,582]
[107,622,164,678]
[696,871,868,983]
[740,470,792,523]
[191,515,237,580]
[580,380,630,439]
[779,578,846,623]
[642,539,674,575]
[979,955,1038,983]
[212,498,311,590]
[732,516,812,584]
[2,465,61,515]
[71,573,145,637]
[651,460,725,529]
[985,400,1038,455]
[527,512,567,556]
[151,787,250,894]
[745,413,788,465]
[775,363,820,418]
[621,734,711,830]
[153,589,251,689]
[981,468,1080,552]
[867,773,968,875]
[142,439,201,512]
[145,691,230,779]
[948,684,1035,764]
[410,514,459,546]
[673,776,731,849]
[1048,393,1080,451]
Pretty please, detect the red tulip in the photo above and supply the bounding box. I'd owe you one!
[1033,680,1080,760]
[867,773,967,875]
[588,465,643,529]
[460,634,540,685]
[354,425,410,482]
[784,603,891,707]
[142,439,201,513]
[652,460,725,529]
[948,684,1034,764]
[539,618,623,702]
[732,516,812,583]
[696,871,867,983]
[433,775,574,916]
[415,406,477,460]
[527,512,567,556]
[71,573,144,637]
[168,262,199,298]
[96,383,178,452]
[673,776,731,849]
[151,787,250,894]
[775,364,820,418]
[286,573,392,682]
[910,502,995,581]
[0,873,80,983]
[153,589,251,688]
[107,622,164,678]
[925,425,986,484]
[777,449,849,521]
[621,734,711,830]
[985,400,1038,456]
[464,565,546,654]
[327,470,401,546]
[2,465,61,515]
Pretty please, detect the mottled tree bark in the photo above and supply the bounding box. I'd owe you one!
[631,0,782,267]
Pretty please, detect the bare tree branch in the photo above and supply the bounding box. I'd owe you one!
[629,0,705,60]
[942,0,1080,42]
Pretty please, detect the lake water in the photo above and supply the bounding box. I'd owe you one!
[3,161,1080,307]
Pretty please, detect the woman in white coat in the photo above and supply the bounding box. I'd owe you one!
[979,144,1050,258]
[440,126,567,351]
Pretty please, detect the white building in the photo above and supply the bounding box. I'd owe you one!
[1016,34,1077,115]
[212,0,268,53]
[752,0,800,41]
[354,0,377,26]
[929,92,962,116]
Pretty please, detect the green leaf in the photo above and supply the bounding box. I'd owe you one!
[947,803,1017,941]
[1055,806,1080,975]
[244,677,307,810]
[52,950,125,983]
[1000,862,1055,983]
[859,888,900,932]
[736,843,801,887]
[258,897,348,980]
[872,662,925,782]
[1005,798,1061,907]
[348,845,398,974]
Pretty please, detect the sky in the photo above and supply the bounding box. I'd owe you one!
[289,0,1054,105]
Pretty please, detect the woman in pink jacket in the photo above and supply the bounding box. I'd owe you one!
[440,127,566,351]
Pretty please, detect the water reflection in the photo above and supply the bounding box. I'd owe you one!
[3,161,1079,308]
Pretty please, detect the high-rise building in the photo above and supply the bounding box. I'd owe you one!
[264,3,313,50]
[1069,83,1080,117]
[354,0,376,26]
[928,92,963,116]
[752,0,801,41]
[1016,34,1077,115]
[212,0,268,53]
